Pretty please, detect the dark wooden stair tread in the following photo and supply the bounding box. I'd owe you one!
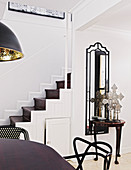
[10,116,24,122]
[34,98,45,101]
[22,106,35,111]
[45,89,59,91]
[34,98,46,110]
[45,89,59,99]
[9,116,28,126]
[67,73,71,81]
[56,80,70,83]
[56,72,71,89]
[22,106,35,122]
[56,80,71,89]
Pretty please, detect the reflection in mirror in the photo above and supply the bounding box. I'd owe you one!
[85,42,109,135]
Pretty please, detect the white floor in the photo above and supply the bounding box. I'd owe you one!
[69,153,131,170]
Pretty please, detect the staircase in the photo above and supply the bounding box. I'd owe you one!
[9,73,71,126]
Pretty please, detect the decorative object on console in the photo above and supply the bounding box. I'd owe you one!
[91,91,106,118]
[91,84,124,122]
[106,84,124,122]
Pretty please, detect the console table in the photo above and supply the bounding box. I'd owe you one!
[93,120,125,164]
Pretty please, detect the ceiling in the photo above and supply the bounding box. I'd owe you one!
[92,0,131,32]
[0,0,83,11]
[0,0,131,32]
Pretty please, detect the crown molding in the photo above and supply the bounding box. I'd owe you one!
[69,0,92,13]
[70,0,122,31]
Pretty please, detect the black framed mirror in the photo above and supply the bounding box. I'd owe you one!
[85,42,109,135]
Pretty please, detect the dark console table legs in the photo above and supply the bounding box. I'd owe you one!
[93,120,125,165]
[115,126,122,164]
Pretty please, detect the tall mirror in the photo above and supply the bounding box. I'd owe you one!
[85,42,109,135]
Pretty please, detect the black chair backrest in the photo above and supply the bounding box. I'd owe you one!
[0,126,29,140]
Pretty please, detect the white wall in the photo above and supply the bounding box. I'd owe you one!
[0,5,70,119]
[71,26,131,155]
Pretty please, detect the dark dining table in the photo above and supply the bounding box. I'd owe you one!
[0,139,75,170]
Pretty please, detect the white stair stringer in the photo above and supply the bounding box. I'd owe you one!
[28,91,44,101]
[18,72,66,107]
[1,109,22,125]
[0,73,68,126]
[17,100,33,109]
[15,89,72,144]
[0,100,35,126]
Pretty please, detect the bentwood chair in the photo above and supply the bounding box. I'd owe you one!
[64,137,112,170]
[73,137,112,170]
[0,126,29,140]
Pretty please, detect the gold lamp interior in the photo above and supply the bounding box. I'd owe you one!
[0,47,23,61]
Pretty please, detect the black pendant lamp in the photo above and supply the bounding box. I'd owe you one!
[0,22,23,61]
